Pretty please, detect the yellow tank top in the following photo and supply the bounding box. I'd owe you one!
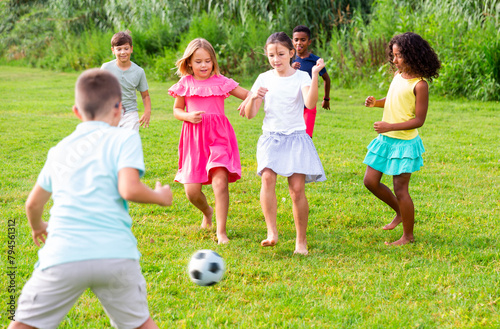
[382,73,423,140]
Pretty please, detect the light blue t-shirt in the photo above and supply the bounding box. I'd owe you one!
[35,121,145,270]
[101,60,149,114]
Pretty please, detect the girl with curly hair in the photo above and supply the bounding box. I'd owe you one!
[363,32,441,245]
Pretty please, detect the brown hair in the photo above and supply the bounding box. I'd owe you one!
[175,38,220,77]
[111,31,133,47]
[265,32,296,64]
[75,69,121,119]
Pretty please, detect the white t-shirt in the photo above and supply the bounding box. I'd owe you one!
[251,69,311,134]
[36,121,145,270]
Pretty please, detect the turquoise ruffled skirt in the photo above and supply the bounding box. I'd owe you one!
[363,134,425,175]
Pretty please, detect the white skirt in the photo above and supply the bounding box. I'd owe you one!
[256,130,326,183]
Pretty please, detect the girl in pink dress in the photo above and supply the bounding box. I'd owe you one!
[169,38,249,244]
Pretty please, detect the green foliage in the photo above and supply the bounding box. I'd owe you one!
[324,0,500,100]
[1,66,499,328]
[0,0,499,100]
[36,27,113,71]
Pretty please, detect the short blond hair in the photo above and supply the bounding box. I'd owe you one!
[175,38,220,77]
[75,69,121,119]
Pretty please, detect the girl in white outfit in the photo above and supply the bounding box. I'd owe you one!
[244,32,326,255]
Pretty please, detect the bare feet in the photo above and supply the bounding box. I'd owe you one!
[385,235,415,246]
[200,206,213,229]
[294,239,308,255]
[261,238,277,247]
[293,249,308,256]
[217,234,229,245]
[382,215,402,230]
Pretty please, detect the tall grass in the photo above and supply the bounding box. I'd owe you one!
[1,0,499,100]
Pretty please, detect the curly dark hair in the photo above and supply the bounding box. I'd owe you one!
[387,32,441,81]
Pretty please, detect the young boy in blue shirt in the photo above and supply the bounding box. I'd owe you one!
[292,25,331,138]
[9,69,172,329]
[101,31,151,131]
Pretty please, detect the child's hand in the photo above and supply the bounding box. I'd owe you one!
[373,121,391,133]
[365,96,376,107]
[292,62,301,70]
[155,181,173,207]
[139,111,151,128]
[237,93,251,117]
[187,111,204,124]
[252,87,268,100]
[311,58,325,75]
[32,222,48,247]
[322,99,330,110]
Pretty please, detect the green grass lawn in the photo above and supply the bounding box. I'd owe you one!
[0,66,499,328]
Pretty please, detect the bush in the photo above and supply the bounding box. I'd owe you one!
[1,0,498,101]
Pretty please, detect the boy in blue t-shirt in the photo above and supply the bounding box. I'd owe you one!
[292,25,331,138]
[8,69,172,329]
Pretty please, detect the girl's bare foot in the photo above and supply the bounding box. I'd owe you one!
[200,206,213,229]
[261,238,277,247]
[294,239,308,255]
[382,215,402,230]
[293,249,308,256]
[385,235,414,246]
[217,234,229,245]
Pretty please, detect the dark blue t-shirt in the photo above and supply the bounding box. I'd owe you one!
[293,53,327,78]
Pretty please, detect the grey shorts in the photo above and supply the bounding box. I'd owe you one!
[14,259,150,329]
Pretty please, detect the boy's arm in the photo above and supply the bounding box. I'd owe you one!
[139,90,151,128]
[26,184,51,246]
[118,168,172,207]
[303,58,324,109]
[321,72,331,110]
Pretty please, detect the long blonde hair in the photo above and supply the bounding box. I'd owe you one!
[175,38,220,77]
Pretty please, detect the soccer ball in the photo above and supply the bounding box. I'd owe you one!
[188,249,225,286]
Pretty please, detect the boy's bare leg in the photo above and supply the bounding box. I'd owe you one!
[260,169,278,246]
[8,322,36,329]
[288,174,308,255]
[386,173,415,246]
[184,183,213,229]
[137,316,159,329]
[211,168,230,244]
[363,166,402,230]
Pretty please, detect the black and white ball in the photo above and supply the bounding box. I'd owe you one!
[188,250,225,286]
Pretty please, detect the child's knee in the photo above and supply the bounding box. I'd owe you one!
[394,187,410,200]
[184,187,201,202]
[261,171,276,188]
[212,179,228,194]
[363,176,377,190]
[288,186,305,202]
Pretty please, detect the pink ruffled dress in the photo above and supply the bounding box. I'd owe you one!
[168,74,241,185]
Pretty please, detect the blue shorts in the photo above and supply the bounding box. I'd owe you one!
[363,134,425,176]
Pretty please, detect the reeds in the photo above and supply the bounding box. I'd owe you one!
[1,0,498,100]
